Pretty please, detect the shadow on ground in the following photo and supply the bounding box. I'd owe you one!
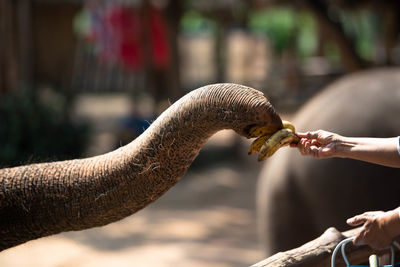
[0,133,268,267]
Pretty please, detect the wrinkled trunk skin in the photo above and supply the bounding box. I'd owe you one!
[0,83,281,251]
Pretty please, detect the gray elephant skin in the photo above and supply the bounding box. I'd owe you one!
[257,68,400,256]
[0,83,283,251]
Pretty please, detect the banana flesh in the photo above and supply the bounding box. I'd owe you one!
[248,120,300,161]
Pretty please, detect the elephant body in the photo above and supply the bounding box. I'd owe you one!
[257,68,400,256]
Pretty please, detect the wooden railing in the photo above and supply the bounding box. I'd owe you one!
[251,227,394,267]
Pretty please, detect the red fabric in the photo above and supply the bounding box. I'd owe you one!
[82,4,171,72]
[107,6,143,70]
[149,7,170,69]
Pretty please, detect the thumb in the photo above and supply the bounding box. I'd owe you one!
[318,146,332,155]
[347,215,366,226]
[295,132,308,138]
[319,143,335,157]
[321,147,331,153]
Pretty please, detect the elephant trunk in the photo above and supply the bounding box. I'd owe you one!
[0,83,281,250]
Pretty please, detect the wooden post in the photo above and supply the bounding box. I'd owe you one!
[0,0,4,92]
[251,227,393,267]
[0,0,18,92]
[17,0,33,85]
[301,0,365,73]
[165,0,183,101]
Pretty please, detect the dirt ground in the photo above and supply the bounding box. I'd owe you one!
[0,132,267,267]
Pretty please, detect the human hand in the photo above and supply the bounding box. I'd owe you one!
[292,130,342,158]
[347,209,400,250]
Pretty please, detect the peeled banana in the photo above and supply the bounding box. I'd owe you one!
[248,120,300,161]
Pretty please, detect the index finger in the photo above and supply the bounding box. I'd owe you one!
[296,132,309,138]
[347,215,367,226]
[297,131,319,139]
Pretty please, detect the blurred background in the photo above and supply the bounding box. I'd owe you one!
[1,0,400,266]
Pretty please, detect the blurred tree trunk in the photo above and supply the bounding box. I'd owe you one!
[141,1,151,97]
[0,0,18,92]
[302,0,366,72]
[165,0,183,101]
[215,18,226,83]
[381,6,399,65]
[142,0,184,112]
[17,0,33,85]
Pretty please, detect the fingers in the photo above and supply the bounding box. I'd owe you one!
[295,130,338,158]
[347,212,378,226]
[347,211,390,249]
[295,132,308,138]
[296,131,319,139]
[297,138,315,157]
[352,224,390,249]
[347,211,384,226]
[298,138,312,156]
[347,215,367,226]
[297,130,325,139]
[310,139,319,146]
[297,137,327,158]
[347,214,369,245]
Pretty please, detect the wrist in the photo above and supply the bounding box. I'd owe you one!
[381,208,400,240]
[332,135,350,158]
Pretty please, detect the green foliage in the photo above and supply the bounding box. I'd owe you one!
[323,41,341,64]
[338,10,378,61]
[0,88,89,168]
[181,10,216,34]
[296,12,317,58]
[248,8,295,53]
[248,8,317,57]
[247,7,379,63]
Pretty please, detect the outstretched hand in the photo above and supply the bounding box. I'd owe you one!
[291,130,342,158]
[347,209,400,250]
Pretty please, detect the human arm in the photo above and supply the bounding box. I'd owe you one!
[294,130,400,168]
[347,208,400,249]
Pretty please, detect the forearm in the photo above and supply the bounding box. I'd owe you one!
[335,136,400,168]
